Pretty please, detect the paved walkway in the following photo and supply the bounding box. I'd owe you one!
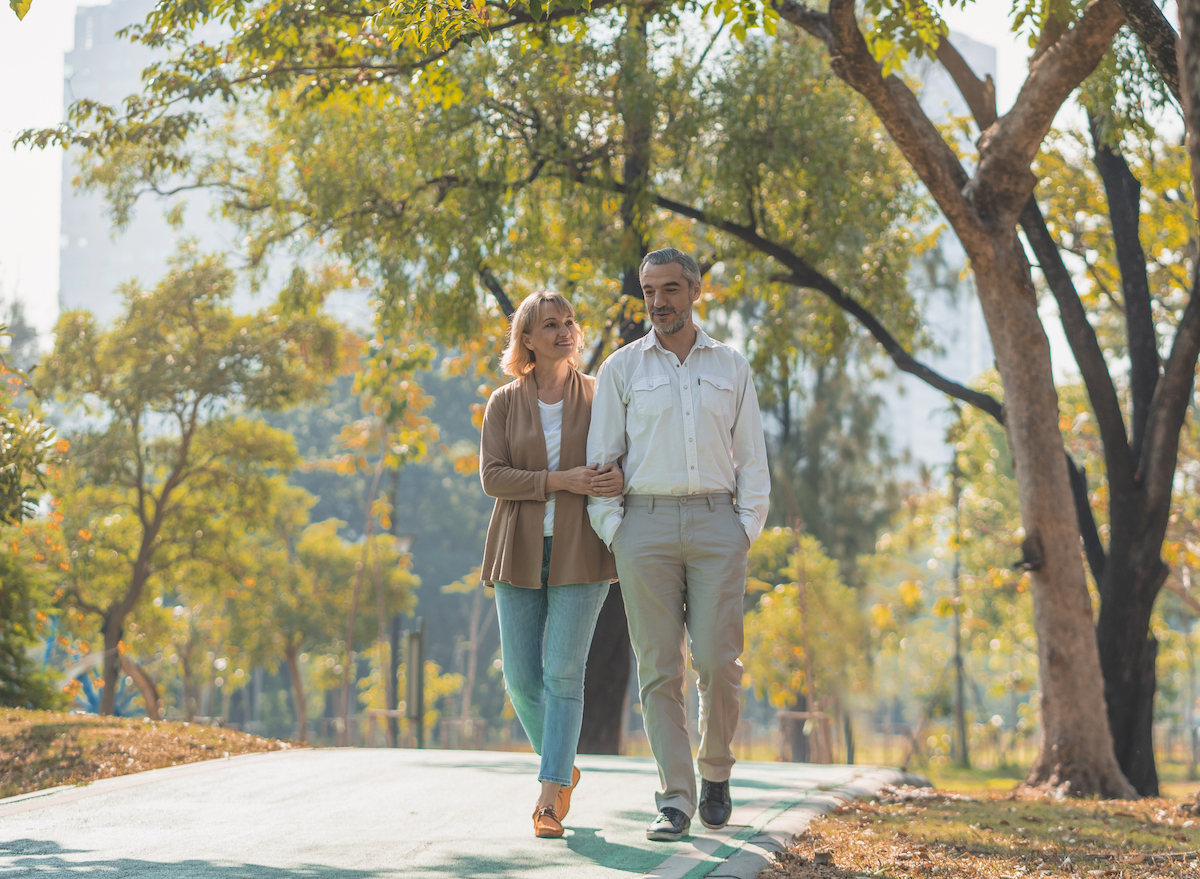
[0,749,919,878]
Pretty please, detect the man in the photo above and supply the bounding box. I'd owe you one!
[587,248,770,841]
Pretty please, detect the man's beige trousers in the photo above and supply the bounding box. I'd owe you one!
[613,493,750,817]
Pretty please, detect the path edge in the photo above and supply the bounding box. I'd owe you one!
[702,766,930,879]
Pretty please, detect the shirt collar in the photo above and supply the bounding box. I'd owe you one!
[644,323,716,356]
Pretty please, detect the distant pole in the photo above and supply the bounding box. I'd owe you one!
[1186,568,1198,780]
[951,453,970,769]
[389,614,401,748]
[407,617,426,749]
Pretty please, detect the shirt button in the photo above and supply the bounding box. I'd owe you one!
[688,438,693,442]
[690,466,695,470]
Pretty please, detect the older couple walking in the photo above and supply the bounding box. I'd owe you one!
[479,247,771,841]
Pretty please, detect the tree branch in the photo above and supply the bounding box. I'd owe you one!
[1067,452,1108,583]
[1111,0,1182,103]
[1018,197,1134,493]
[1165,576,1200,616]
[64,587,107,620]
[1141,274,1200,530]
[1088,116,1159,466]
[969,0,1124,219]
[934,35,997,130]
[771,0,832,48]
[648,191,1004,422]
[818,0,985,248]
[1181,0,1200,229]
[478,267,515,319]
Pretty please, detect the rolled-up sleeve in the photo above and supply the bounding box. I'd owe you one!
[731,359,770,544]
[480,390,548,502]
[587,359,627,547]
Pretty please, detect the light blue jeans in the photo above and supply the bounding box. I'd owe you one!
[494,537,610,786]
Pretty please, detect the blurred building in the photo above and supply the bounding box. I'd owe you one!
[59,0,239,324]
[882,32,998,472]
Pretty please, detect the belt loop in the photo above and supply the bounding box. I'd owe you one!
[649,496,655,514]
[707,494,715,512]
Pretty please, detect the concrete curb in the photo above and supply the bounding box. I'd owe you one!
[645,767,931,879]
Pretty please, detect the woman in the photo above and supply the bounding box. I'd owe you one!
[480,290,621,839]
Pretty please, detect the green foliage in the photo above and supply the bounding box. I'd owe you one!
[762,360,901,585]
[39,7,928,384]
[743,528,864,708]
[358,647,462,736]
[0,309,67,528]
[662,31,931,364]
[861,0,954,76]
[0,552,63,709]
[227,488,418,665]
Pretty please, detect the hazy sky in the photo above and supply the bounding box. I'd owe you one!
[0,0,85,336]
[0,2,1031,340]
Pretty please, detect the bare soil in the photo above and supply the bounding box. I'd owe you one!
[0,709,293,799]
[764,784,1200,879]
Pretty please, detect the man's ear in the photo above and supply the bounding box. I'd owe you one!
[691,281,702,302]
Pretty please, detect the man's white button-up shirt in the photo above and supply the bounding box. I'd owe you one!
[587,325,771,547]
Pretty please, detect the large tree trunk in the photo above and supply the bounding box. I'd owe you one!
[1096,542,1168,795]
[579,585,630,753]
[974,237,1135,798]
[286,641,308,743]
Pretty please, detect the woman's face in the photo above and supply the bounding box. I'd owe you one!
[523,304,579,367]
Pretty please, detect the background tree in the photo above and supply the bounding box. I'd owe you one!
[322,328,436,741]
[759,358,902,585]
[743,527,864,761]
[227,491,419,742]
[39,247,339,715]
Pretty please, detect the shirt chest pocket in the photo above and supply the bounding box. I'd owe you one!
[629,374,673,415]
[699,374,736,421]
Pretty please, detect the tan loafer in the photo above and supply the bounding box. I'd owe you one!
[533,804,564,839]
[555,766,581,820]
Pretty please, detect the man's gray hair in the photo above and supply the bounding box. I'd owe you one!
[640,248,701,286]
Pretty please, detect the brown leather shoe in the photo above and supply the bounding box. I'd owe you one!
[555,766,581,820]
[533,804,564,838]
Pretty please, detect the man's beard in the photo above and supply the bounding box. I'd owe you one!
[651,307,690,335]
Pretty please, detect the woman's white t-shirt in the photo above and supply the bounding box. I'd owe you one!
[539,399,564,536]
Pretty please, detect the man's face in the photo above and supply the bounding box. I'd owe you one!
[641,262,701,336]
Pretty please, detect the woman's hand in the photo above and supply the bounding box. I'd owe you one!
[547,463,624,497]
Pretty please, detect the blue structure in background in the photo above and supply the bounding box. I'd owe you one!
[39,616,139,716]
[74,673,136,716]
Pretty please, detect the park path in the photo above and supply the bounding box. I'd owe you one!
[0,748,917,878]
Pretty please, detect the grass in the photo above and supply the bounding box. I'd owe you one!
[763,785,1200,879]
[0,709,293,799]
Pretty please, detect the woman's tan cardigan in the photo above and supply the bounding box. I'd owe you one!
[479,369,617,589]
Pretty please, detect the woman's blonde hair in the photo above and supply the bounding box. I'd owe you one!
[500,291,584,377]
